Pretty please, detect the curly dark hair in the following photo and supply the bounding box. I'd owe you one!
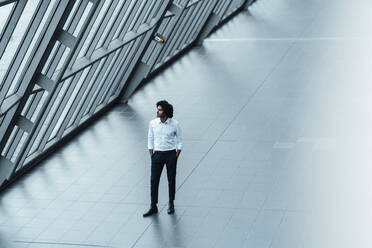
[156,100,173,118]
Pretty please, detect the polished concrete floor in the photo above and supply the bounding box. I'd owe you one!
[1,0,372,247]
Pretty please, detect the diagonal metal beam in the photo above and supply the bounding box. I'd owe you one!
[118,0,178,101]
[14,0,101,172]
[0,0,27,58]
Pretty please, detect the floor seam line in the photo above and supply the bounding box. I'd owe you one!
[13,240,111,247]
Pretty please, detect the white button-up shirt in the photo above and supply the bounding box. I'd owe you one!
[148,117,183,151]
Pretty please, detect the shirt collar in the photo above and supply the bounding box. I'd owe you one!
[158,117,170,124]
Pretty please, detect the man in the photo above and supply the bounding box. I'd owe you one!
[143,100,183,217]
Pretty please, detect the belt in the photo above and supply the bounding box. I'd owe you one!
[154,149,176,154]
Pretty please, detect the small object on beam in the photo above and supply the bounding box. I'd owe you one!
[154,33,165,44]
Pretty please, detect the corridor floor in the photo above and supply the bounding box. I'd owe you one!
[1,0,372,247]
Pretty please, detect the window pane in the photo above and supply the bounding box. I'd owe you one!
[0,3,14,36]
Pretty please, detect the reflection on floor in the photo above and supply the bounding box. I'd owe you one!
[1,0,372,247]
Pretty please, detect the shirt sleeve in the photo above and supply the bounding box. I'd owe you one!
[147,121,154,150]
[175,122,183,150]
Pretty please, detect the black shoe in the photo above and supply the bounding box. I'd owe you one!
[167,202,175,214]
[143,205,158,217]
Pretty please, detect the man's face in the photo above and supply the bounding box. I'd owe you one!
[157,105,165,118]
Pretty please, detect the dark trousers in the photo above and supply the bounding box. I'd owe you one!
[151,150,177,205]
